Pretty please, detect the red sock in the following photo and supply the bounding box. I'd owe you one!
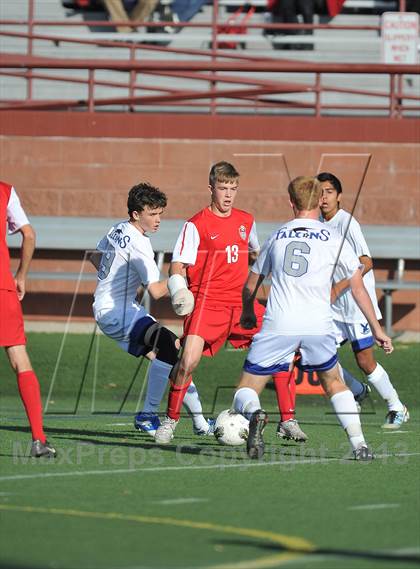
[273,371,296,422]
[17,371,46,443]
[167,378,192,421]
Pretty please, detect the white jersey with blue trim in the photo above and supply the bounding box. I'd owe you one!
[252,218,360,335]
[93,220,160,315]
[321,208,382,324]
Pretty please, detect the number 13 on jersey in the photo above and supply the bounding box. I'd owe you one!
[225,245,239,264]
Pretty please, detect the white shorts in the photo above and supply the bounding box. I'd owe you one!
[333,320,374,352]
[244,332,337,375]
[95,302,156,356]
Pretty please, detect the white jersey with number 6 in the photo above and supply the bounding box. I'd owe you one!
[252,218,361,335]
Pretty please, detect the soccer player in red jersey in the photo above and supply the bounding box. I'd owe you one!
[155,161,306,443]
[0,181,56,458]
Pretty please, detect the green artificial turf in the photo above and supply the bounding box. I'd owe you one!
[0,333,419,569]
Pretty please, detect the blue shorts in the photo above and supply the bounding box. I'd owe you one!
[95,302,156,357]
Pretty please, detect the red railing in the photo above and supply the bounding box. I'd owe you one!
[0,0,418,117]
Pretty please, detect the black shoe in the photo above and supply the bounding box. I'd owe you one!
[247,410,268,460]
[353,443,374,461]
[30,439,57,458]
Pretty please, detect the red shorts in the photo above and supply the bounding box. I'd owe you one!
[182,301,265,357]
[0,289,26,347]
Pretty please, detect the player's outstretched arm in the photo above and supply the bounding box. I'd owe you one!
[148,280,169,300]
[241,271,264,330]
[168,262,194,316]
[349,270,393,354]
[15,224,35,301]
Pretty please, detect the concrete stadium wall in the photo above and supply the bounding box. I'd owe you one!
[0,135,419,225]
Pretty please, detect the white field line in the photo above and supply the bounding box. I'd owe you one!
[392,547,420,554]
[1,452,420,483]
[348,504,400,511]
[379,430,411,434]
[153,498,209,505]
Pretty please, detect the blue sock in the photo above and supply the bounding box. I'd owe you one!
[141,359,171,415]
[338,363,365,398]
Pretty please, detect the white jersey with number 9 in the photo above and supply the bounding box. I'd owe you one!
[93,220,160,317]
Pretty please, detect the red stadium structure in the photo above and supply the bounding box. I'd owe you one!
[1,0,419,334]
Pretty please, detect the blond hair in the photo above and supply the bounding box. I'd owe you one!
[288,176,321,212]
[209,161,239,187]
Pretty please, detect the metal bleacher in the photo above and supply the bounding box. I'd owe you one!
[1,0,419,115]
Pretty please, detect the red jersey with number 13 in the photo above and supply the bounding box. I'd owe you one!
[172,207,259,307]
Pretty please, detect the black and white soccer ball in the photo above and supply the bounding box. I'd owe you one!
[214,409,249,446]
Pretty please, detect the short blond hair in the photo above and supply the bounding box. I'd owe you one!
[209,161,239,187]
[288,176,321,211]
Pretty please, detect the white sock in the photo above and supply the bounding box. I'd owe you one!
[330,390,365,451]
[233,387,261,421]
[367,363,403,412]
[141,359,171,414]
[338,363,365,398]
[183,381,208,431]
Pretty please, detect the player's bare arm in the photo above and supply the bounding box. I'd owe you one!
[169,260,187,278]
[15,223,35,301]
[349,270,393,354]
[241,271,265,330]
[359,254,373,275]
[147,279,168,300]
[249,250,259,263]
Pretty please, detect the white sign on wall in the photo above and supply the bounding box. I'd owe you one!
[381,12,419,64]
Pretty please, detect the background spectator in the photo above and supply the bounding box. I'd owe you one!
[268,0,315,50]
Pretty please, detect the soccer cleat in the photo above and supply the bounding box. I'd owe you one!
[247,410,268,460]
[134,412,161,437]
[193,418,216,436]
[382,406,410,430]
[354,383,371,405]
[154,416,178,444]
[276,419,308,442]
[30,439,57,458]
[353,443,374,461]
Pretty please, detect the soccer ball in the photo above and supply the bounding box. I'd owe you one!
[214,409,249,446]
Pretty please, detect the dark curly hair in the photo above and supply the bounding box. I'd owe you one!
[127,182,167,216]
